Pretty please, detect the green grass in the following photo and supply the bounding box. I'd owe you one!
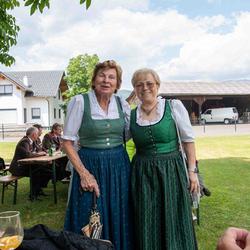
[0,142,16,163]
[1,136,250,249]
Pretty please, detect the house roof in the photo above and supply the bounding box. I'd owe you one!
[159,80,250,96]
[2,70,66,97]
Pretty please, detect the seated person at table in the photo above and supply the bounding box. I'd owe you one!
[42,123,63,150]
[42,123,69,180]
[9,127,51,200]
[33,123,43,151]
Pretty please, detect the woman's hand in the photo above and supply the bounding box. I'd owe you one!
[62,140,100,197]
[80,170,100,197]
[189,172,199,193]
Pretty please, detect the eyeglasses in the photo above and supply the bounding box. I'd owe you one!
[134,81,156,89]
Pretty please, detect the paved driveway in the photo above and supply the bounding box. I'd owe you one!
[193,123,250,137]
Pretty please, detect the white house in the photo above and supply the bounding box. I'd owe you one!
[0,70,68,127]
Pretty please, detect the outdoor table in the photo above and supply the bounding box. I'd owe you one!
[18,152,67,204]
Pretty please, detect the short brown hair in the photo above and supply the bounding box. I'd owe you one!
[51,123,61,132]
[91,60,122,93]
[33,124,42,130]
[131,68,161,87]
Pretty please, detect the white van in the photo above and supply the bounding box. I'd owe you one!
[201,107,238,124]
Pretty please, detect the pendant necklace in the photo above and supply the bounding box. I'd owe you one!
[141,101,158,116]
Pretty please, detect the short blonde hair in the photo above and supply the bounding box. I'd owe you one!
[91,60,122,93]
[131,68,161,87]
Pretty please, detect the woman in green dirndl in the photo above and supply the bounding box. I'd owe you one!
[130,68,199,250]
[63,60,133,250]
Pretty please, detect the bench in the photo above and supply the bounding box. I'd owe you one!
[0,175,23,204]
[0,165,10,176]
[0,157,10,176]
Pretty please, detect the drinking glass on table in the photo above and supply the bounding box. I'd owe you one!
[0,211,23,250]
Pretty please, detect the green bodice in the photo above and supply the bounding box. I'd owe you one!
[79,94,124,149]
[130,100,179,155]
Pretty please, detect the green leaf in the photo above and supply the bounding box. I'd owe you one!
[80,0,86,4]
[30,0,39,15]
[44,0,50,8]
[86,0,91,9]
[13,0,20,7]
[24,0,34,7]
[39,1,46,13]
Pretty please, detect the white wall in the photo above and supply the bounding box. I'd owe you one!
[0,78,65,126]
[25,97,49,126]
[0,79,24,124]
[25,95,65,127]
[48,90,65,126]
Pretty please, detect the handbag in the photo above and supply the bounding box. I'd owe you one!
[81,192,103,239]
[169,99,200,207]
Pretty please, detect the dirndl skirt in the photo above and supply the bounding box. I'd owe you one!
[131,150,198,250]
[64,145,133,250]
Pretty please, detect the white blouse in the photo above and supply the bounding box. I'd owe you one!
[62,90,131,141]
[136,97,195,142]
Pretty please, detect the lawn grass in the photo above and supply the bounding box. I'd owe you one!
[0,136,250,249]
[0,142,16,163]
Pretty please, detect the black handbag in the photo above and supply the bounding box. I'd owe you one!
[18,224,113,250]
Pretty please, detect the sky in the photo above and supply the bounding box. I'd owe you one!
[1,0,250,90]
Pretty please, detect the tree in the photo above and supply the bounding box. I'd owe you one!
[0,1,20,66]
[0,0,92,67]
[63,53,99,102]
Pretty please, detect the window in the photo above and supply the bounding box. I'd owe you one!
[205,110,212,115]
[58,90,61,100]
[54,108,56,119]
[0,85,13,95]
[58,109,61,119]
[31,108,40,119]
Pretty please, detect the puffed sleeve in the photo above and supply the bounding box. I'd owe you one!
[119,96,131,141]
[171,99,195,142]
[62,95,84,141]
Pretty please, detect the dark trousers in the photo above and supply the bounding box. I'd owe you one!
[29,165,51,196]
[54,158,70,180]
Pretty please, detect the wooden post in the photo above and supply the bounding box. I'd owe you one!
[193,97,206,124]
[1,124,4,140]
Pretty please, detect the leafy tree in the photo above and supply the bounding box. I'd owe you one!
[0,0,92,67]
[24,0,92,15]
[63,53,99,102]
[0,1,20,66]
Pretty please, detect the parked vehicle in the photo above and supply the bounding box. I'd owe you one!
[201,107,238,124]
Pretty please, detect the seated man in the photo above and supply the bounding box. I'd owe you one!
[33,123,43,151]
[42,123,63,151]
[42,123,69,180]
[9,127,51,200]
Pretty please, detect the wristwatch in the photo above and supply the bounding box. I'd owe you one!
[189,167,199,173]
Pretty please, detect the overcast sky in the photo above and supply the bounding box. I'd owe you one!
[1,0,250,90]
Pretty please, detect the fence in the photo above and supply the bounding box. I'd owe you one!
[0,124,50,140]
